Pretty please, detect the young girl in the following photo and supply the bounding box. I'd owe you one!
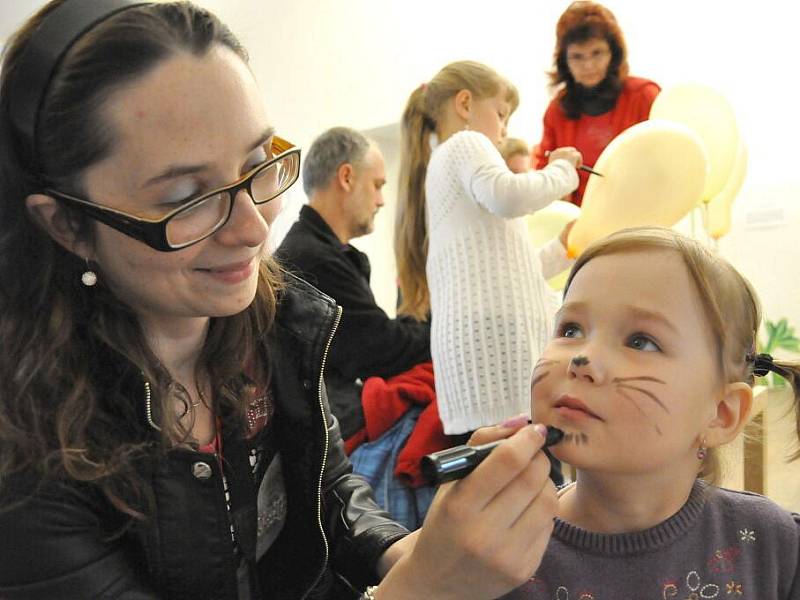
[505,226,800,598]
[396,60,581,435]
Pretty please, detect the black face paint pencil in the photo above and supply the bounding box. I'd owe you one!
[421,425,566,486]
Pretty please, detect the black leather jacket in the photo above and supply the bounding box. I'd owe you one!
[0,276,409,599]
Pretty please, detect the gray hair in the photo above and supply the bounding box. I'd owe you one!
[302,127,371,196]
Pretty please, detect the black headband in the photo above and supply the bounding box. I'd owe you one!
[8,0,152,159]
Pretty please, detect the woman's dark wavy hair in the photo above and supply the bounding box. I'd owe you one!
[548,1,630,119]
[0,1,283,520]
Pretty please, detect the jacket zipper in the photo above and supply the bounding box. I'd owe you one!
[300,304,342,600]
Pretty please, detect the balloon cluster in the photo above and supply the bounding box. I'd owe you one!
[649,84,746,240]
[526,84,746,289]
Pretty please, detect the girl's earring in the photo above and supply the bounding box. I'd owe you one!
[696,438,707,460]
[81,259,98,287]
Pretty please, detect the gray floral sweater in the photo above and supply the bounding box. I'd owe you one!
[501,480,800,599]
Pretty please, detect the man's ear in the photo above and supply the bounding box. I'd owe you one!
[25,193,92,259]
[453,89,473,123]
[335,163,355,193]
[705,382,753,448]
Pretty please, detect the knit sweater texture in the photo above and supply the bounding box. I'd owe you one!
[500,479,800,599]
[425,130,578,434]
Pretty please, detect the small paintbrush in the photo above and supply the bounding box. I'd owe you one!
[578,164,604,177]
[543,150,604,177]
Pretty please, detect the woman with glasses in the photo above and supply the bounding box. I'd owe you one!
[533,1,661,206]
[0,2,558,599]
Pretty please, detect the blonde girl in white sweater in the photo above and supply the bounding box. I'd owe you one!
[395,60,581,434]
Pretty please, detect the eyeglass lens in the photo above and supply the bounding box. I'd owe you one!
[165,154,297,247]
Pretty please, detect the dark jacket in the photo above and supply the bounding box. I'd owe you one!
[0,276,408,600]
[276,206,430,437]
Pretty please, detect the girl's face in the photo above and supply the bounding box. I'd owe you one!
[468,90,511,146]
[565,37,612,88]
[531,249,723,478]
[78,46,277,333]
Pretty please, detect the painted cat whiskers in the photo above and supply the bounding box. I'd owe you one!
[613,375,669,435]
[532,357,589,445]
[531,356,669,442]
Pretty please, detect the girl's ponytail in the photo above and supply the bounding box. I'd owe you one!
[754,355,800,460]
[395,85,434,320]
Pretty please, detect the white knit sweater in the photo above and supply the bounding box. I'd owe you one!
[425,130,578,434]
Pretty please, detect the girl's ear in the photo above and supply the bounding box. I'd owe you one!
[453,89,473,123]
[705,382,753,448]
[25,194,92,259]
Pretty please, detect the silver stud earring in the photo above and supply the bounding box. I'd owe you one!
[81,259,97,287]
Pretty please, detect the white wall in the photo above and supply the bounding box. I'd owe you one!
[2,1,798,325]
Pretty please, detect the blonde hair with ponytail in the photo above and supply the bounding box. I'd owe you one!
[395,61,518,320]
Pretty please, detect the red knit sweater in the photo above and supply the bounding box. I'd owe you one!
[533,76,660,205]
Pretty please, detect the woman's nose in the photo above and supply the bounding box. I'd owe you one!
[215,189,268,248]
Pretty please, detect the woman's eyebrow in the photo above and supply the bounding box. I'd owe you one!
[142,126,276,188]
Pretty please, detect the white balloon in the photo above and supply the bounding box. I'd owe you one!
[525,201,581,248]
[650,83,739,201]
[568,119,708,257]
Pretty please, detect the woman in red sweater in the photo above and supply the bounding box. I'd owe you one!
[533,1,660,205]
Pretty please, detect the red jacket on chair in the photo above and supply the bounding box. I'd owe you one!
[345,361,450,487]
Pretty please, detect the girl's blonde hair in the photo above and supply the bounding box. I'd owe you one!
[395,61,519,320]
[565,227,800,482]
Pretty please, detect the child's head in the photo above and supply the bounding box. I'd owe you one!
[395,61,518,320]
[499,138,531,174]
[531,227,800,484]
[407,61,519,146]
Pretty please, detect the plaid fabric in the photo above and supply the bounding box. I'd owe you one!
[349,406,437,530]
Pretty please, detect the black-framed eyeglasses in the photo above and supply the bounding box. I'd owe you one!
[46,136,301,252]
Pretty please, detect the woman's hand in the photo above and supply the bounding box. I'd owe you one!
[374,420,557,600]
[547,146,582,168]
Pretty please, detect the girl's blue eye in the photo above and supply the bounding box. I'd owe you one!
[558,322,583,338]
[627,333,660,352]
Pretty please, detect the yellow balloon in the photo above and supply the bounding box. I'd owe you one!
[706,141,747,239]
[568,119,707,258]
[547,270,570,291]
[525,201,581,290]
[525,200,581,247]
[649,83,739,201]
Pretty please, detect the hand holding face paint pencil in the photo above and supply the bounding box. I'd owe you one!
[544,148,604,177]
[422,425,566,485]
[380,421,558,599]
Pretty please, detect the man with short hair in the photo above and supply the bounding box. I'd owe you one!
[277,127,431,439]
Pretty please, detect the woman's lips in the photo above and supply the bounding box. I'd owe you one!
[197,257,256,284]
[554,395,603,421]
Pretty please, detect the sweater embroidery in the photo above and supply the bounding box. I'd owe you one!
[738,528,756,543]
[726,581,743,595]
[502,481,798,600]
